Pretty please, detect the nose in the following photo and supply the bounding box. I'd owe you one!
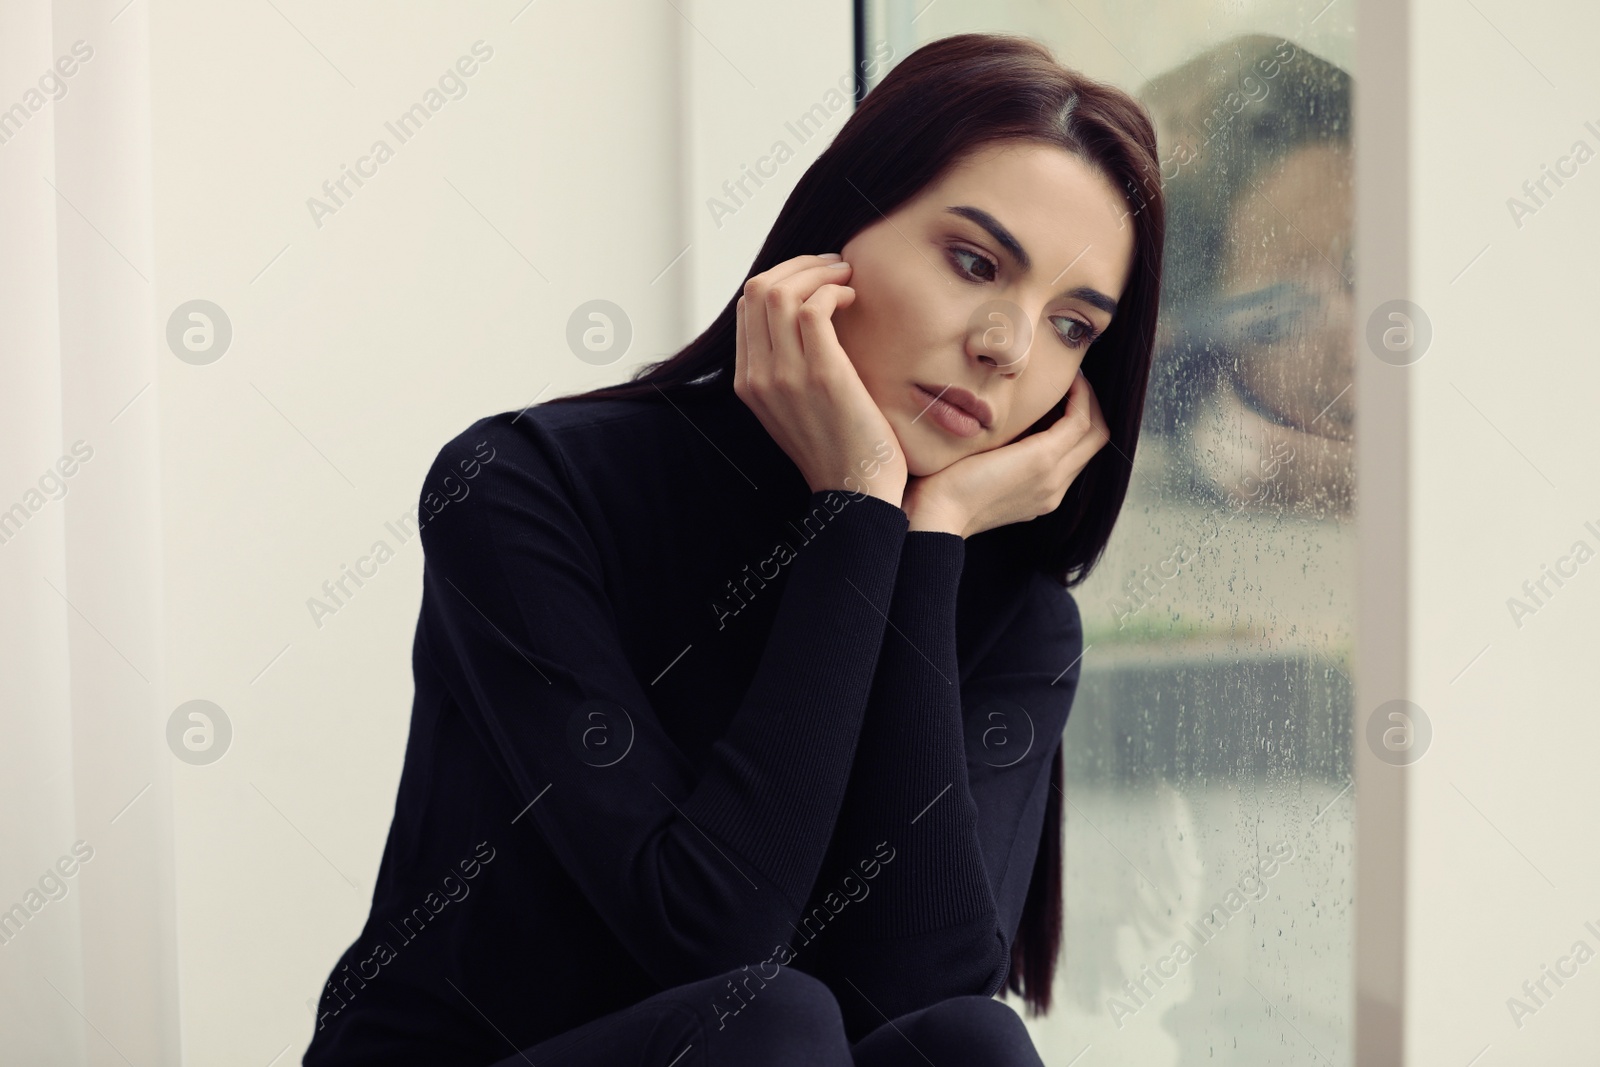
[967,299,1034,376]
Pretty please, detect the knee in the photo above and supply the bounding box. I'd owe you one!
[900,996,1040,1063]
[706,964,848,1047]
[709,963,838,1026]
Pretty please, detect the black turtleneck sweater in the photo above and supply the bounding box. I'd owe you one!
[302,382,1085,1065]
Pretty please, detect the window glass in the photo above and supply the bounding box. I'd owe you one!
[864,5,1356,1062]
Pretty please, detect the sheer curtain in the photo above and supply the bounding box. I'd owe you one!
[1,1,177,1064]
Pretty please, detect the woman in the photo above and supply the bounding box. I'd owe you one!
[304,32,1163,1067]
[1139,35,1351,515]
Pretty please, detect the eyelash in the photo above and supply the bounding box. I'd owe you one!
[947,246,1099,350]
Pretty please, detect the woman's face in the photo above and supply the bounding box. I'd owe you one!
[833,140,1136,477]
[1218,139,1354,439]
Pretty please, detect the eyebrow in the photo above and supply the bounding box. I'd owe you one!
[944,204,1120,317]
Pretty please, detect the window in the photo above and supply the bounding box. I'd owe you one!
[863,5,1357,1061]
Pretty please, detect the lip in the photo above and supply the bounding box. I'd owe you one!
[914,383,994,430]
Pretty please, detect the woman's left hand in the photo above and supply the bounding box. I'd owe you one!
[902,369,1112,538]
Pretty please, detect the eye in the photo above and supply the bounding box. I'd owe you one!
[1050,315,1098,350]
[948,246,998,283]
[948,241,1104,352]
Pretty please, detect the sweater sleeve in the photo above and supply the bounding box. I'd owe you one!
[414,418,909,989]
[794,530,1084,1034]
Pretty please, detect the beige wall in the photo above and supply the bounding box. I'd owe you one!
[1405,0,1600,1060]
[2,1,846,1063]
[153,2,847,1061]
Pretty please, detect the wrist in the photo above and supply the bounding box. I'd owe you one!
[905,501,968,537]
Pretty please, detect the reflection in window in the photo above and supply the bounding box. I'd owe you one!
[1143,35,1353,518]
[863,8,1356,1064]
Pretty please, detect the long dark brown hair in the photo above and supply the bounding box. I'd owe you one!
[546,32,1165,1016]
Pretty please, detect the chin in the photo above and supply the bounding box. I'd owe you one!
[885,410,991,477]
[901,435,962,478]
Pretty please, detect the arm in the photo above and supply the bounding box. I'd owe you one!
[416,416,910,989]
[796,530,1084,1032]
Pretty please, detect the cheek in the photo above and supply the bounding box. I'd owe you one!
[841,241,955,359]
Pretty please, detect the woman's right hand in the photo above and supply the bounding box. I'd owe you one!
[734,253,909,507]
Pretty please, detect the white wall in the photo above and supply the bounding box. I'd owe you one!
[1404,0,1600,1060]
[152,1,846,1063]
[2,1,847,1063]
[1357,0,1600,1062]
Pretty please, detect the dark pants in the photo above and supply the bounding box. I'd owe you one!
[486,964,1045,1066]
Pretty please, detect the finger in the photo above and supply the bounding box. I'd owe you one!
[1037,373,1090,451]
[1045,373,1108,468]
[742,277,775,367]
[1084,377,1111,449]
[791,283,857,373]
[743,255,846,358]
[761,252,844,287]
[764,262,854,362]
[1070,372,1111,451]
[735,295,748,392]
[1062,382,1113,473]
[1060,370,1095,430]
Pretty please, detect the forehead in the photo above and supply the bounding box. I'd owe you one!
[917,140,1137,301]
